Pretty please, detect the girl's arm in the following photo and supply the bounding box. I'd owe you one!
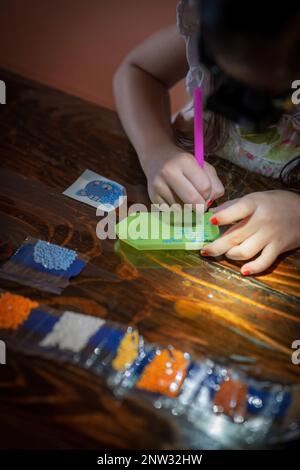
[113,25,224,208]
[114,25,187,166]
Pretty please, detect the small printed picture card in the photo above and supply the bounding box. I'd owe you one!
[63,169,126,211]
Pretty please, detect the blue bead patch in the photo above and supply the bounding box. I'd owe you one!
[33,240,77,270]
[10,242,86,278]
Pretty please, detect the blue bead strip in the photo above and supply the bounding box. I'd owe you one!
[247,386,291,417]
[33,240,77,271]
[22,308,58,335]
[89,325,125,353]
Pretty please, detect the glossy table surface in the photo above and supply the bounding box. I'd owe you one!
[0,69,299,449]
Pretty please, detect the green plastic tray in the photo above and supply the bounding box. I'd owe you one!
[115,211,219,250]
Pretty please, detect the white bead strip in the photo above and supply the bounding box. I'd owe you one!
[40,311,105,353]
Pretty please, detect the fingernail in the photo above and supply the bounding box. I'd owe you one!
[242,269,251,276]
[201,249,209,257]
[210,216,218,225]
[207,199,214,208]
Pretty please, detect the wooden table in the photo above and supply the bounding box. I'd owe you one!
[0,69,299,449]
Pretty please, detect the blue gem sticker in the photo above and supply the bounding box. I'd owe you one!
[63,169,126,210]
[76,180,123,207]
[33,240,77,271]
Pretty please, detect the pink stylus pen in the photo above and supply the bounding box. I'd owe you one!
[194,86,205,167]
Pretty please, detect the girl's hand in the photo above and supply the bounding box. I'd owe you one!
[201,190,300,275]
[144,146,225,210]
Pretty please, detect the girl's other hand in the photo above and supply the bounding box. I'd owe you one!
[202,190,300,275]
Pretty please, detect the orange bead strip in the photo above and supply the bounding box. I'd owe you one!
[214,378,247,418]
[0,292,38,329]
[136,348,189,398]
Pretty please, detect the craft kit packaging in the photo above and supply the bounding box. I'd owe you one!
[153,359,214,416]
[1,291,299,448]
[0,290,41,348]
[105,326,145,387]
[72,320,124,370]
[90,325,141,377]
[0,237,89,294]
[0,293,71,360]
[79,323,140,377]
[10,305,61,356]
[115,352,299,448]
[113,345,191,401]
[182,364,295,448]
[37,310,106,363]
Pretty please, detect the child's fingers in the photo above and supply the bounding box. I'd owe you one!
[159,185,177,206]
[241,243,279,276]
[183,163,212,201]
[203,164,225,202]
[201,220,256,257]
[150,178,178,206]
[151,193,169,208]
[168,171,206,206]
[225,232,267,261]
[209,198,255,226]
[209,198,241,213]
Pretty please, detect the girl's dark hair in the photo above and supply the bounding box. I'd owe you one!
[186,0,300,189]
[200,0,300,42]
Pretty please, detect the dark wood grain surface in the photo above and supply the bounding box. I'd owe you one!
[0,69,299,449]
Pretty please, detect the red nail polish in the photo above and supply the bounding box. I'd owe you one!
[242,269,251,276]
[201,249,209,256]
[210,216,218,225]
[207,199,214,208]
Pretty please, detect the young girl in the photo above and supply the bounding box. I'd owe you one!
[114,0,300,276]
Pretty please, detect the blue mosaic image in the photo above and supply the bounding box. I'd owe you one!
[76,179,124,206]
